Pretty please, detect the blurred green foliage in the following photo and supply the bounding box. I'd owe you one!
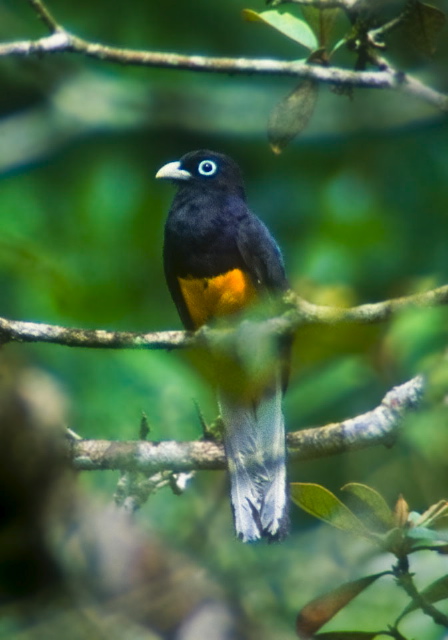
[0,0,448,638]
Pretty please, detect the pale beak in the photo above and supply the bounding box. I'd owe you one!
[155,161,191,181]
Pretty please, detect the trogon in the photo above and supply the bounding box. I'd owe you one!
[156,150,289,542]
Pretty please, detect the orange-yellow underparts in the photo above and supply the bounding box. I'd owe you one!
[178,268,257,329]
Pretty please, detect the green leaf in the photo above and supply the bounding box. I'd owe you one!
[407,526,448,543]
[291,483,369,536]
[421,574,448,603]
[300,4,341,48]
[330,36,349,57]
[296,573,390,639]
[268,79,319,153]
[382,527,406,553]
[399,574,448,619]
[341,483,394,532]
[402,1,446,56]
[242,9,318,51]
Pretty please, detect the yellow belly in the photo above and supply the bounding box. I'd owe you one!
[178,268,257,329]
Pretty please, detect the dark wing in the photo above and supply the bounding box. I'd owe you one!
[163,245,196,330]
[236,213,289,293]
[236,210,291,392]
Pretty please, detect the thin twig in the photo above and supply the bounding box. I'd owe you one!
[27,0,60,33]
[290,284,448,327]
[114,470,173,513]
[394,560,448,628]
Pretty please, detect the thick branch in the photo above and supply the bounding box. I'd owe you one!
[0,34,386,82]
[0,316,193,350]
[1,285,447,351]
[0,1,446,113]
[70,375,424,473]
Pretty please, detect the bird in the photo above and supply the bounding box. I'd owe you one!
[156,150,289,542]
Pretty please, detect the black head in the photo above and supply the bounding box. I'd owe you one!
[156,150,245,198]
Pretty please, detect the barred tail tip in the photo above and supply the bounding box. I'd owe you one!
[220,384,288,543]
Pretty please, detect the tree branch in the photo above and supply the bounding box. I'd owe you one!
[269,0,357,8]
[394,558,448,628]
[1,286,447,351]
[70,375,424,473]
[290,284,448,327]
[27,0,61,33]
[0,1,446,113]
[0,316,194,350]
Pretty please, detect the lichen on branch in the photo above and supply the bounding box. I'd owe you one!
[70,376,424,472]
[0,285,447,351]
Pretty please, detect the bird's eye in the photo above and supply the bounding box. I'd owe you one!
[198,160,218,177]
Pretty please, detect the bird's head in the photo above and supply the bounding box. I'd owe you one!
[156,150,245,197]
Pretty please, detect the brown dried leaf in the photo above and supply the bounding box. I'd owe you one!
[402,1,446,56]
[268,79,319,153]
[296,573,390,639]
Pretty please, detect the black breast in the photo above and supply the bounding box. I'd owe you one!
[164,188,247,279]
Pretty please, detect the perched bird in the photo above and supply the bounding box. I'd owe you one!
[156,150,289,542]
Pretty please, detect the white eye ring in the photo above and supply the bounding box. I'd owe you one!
[198,159,218,176]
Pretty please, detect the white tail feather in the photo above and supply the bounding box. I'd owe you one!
[218,374,288,542]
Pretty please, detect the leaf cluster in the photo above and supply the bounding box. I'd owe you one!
[243,0,446,151]
[292,482,448,638]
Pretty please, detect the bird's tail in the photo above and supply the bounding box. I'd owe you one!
[218,373,288,542]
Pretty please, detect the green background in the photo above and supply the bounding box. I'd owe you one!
[1,0,448,638]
